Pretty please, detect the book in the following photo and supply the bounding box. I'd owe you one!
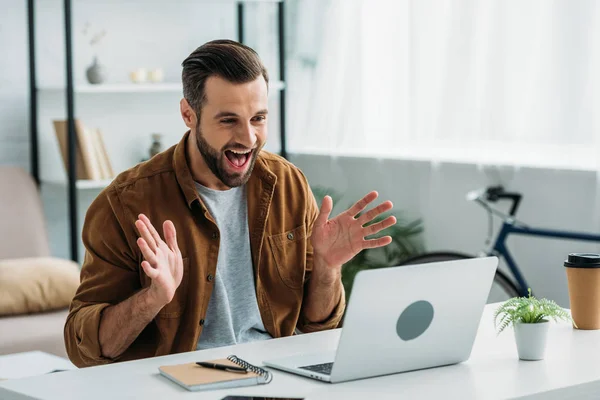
[94,128,115,178]
[52,120,115,181]
[76,121,102,180]
[52,120,89,180]
[90,128,114,179]
[158,355,272,392]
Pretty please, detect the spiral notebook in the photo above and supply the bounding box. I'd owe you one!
[159,355,272,392]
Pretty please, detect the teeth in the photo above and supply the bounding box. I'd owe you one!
[229,149,252,155]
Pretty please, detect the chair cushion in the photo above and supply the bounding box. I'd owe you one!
[0,257,80,316]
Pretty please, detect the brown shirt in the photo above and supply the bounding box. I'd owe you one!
[64,132,345,368]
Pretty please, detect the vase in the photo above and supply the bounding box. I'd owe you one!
[86,56,107,84]
[514,321,549,360]
[149,133,163,158]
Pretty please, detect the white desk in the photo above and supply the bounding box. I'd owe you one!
[1,304,600,400]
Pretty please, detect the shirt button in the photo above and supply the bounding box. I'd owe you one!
[207,274,214,282]
[199,319,205,326]
[287,232,294,240]
[211,232,218,240]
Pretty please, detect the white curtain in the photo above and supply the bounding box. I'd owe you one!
[288,0,600,170]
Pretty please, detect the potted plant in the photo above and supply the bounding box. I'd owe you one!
[494,289,574,360]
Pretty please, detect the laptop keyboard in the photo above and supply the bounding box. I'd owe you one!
[299,362,334,375]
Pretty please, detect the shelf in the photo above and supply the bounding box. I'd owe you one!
[30,0,287,263]
[78,83,181,93]
[43,179,112,189]
[38,83,182,93]
[192,0,283,2]
[203,0,283,2]
[38,80,285,94]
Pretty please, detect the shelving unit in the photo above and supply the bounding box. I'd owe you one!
[39,83,184,93]
[43,179,114,190]
[28,0,288,262]
[38,80,285,94]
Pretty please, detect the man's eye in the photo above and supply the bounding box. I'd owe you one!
[253,116,266,122]
[221,119,236,124]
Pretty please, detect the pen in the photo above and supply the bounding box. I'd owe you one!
[196,362,248,374]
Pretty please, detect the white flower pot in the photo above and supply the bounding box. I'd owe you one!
[514,321,549,361]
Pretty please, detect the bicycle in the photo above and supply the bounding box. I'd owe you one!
[398,185,600,301]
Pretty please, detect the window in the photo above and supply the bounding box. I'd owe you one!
[287,0,600,170]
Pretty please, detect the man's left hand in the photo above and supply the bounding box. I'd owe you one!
[311,191,397,272]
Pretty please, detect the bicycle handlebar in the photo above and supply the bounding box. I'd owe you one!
[466,186,523,217]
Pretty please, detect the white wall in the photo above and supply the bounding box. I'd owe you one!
[290,153,600,307]
[1,1,29,170]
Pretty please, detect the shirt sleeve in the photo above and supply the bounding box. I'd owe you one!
[63,187,144,367]
[296,176,346,333]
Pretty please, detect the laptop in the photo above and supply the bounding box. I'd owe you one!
[263,256,498,383]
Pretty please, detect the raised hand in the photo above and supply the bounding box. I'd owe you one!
[311,191,397,270]
[135,214,183,306]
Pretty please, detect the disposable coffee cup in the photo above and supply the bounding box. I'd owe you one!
[564,253,600,330]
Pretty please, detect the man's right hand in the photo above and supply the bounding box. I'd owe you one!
[96,214,183,360]
[135,214,183,307]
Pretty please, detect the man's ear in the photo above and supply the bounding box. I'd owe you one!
[180,98,197,129]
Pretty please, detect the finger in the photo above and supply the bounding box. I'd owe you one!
[172,255,184,283]
[141,260,159,280]
[346,191,379,218]
[363,236,393,249]
[364,215,397,236]
[139,214,163,248]
[314,195,333,227]
[135,219,157,252]
[163,220,180,255]
[358,201,394,225]
[137,237,158,265]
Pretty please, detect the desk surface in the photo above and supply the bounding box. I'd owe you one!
[1,304,599,400]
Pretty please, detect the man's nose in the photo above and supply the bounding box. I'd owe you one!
[236,121,257,148]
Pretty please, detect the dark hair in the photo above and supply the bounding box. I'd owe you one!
[181,39,269,116]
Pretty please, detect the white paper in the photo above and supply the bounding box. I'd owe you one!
[0,351,76,380]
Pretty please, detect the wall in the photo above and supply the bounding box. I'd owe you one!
[290,153,600,307]
[1,2,29,170]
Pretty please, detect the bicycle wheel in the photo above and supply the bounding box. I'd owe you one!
[398,252,520,302]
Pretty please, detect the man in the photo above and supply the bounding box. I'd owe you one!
[64,40,396,367]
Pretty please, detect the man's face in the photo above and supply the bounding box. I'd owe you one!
[194,76,269,188]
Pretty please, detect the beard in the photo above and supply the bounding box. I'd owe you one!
[194,120,261,188]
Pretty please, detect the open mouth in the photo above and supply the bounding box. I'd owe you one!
[224,148,253,170]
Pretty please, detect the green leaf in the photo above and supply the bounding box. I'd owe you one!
[493,288,574,334]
